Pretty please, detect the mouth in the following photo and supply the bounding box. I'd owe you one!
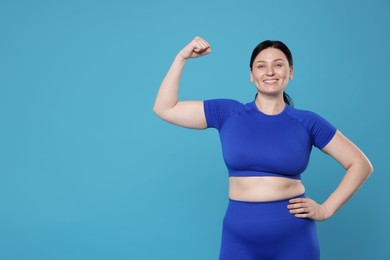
[263,79,278,85]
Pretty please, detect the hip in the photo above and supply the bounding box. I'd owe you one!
[220,194,320,259]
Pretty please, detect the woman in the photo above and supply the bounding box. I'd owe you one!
[153,36,373,260]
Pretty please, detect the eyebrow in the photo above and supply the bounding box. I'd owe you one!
[256,59,285,63]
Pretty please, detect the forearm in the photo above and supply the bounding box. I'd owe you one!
[153,53,187,115]
[322,160,373,218]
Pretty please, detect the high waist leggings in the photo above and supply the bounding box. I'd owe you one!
[219,194,320,260]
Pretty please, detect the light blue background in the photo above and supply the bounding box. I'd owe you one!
[1,0,389,259]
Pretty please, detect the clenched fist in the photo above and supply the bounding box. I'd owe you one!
[179,36,212,60]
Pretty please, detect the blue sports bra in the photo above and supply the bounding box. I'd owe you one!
[203,99,337,180]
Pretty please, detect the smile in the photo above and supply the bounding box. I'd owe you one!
[263,79,278,84]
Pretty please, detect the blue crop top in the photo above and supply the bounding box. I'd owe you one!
[203,99,337,180]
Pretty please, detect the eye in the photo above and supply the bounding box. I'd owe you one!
[275,63,283,68]
[256,65,265,69]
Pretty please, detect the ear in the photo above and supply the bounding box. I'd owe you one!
[250,70,254,82]
[289,66,294,80]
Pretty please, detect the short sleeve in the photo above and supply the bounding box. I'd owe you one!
[203,99,243,130]
[307,112,337,149]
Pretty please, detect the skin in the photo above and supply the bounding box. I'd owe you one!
[153,36,373,221]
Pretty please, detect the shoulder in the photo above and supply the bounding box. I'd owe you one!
[203,99,246,130]
[204,98,245,113]
[286,106,337,149]
[286,105,329,123]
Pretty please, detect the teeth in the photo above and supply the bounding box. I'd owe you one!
[264,80,277,83]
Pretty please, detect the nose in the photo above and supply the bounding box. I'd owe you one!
[266,66,275,76]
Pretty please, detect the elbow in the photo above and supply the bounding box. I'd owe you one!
[347,155,374,179]
[367,159,374,176]
[362,152,374,177]
[152,105,168,120]
[358,156,374,179]
[152,104,163,117]
[152,106,158,115]
[153,102,177,120]
[152,108,163,119]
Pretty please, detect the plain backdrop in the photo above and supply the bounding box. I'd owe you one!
[1,0,389,259]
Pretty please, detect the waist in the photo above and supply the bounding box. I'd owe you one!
[226,193,307,221]
[228,176,305,202]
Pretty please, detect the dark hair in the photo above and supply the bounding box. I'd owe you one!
[250,40,294,106]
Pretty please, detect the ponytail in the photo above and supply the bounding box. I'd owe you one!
[283,92,294,106]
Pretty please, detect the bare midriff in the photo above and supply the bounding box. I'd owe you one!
[229,176,305,202]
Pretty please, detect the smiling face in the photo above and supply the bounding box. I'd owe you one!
[250,47,294,98]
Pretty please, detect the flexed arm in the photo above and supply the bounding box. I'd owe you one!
[153,36,212,129]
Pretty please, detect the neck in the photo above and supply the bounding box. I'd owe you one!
[255,94,286,115]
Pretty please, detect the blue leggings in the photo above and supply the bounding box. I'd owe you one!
[219,194,320,260]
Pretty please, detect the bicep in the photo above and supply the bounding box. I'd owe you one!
[155,100,207,129]
[321,130,369,170]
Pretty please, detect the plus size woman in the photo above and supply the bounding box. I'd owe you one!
[153,36,373,260]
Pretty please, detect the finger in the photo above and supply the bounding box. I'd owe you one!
[295,212,311,218]
[194,44,208,53]
[196,37,206,48]
[289,209,298,214]
[195,36,208,46]
[195,36,210,51]
[289,205,310,213]
[203,38,211,48]
[289,198,306,204]
[289,205,308,213]
[287,202,306,209]
[199,38,210,49]
[193,37,205,51]
[195,47,211,57]
[192,42,203,52]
